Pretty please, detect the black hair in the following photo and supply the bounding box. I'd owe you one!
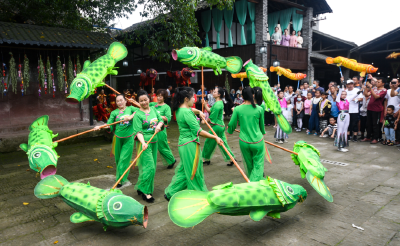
[315,90,321,95]
[116,94,126,101]
[137,90,150,101]
[172,86,194,111]
[303,81,309,85]
[329,117,336,121]
[352,76,359,80]
[168,85,172,88]
[216,87,233,105]
[253,87,263,106]
[156,89,168,101]
[388,105,395,111]
[242,86,256,108]
[314,80,320,85]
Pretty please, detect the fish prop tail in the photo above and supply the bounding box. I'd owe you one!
[107,42,128,62]
[326,57,334,64]
[306,171,333,202]
[110,135,117,157]
[276,114,292,134]
[29,115,49,131]
[265,143,272,164]
[190,144,200,180]
[168,190,216,228]
[225,56,243,74]
[34,175,69,199]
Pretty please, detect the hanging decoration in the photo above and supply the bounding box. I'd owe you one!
[63,61,67,94]
[18,57,23,95]
[224,73,230,93]
[44,60,47,95]
[37,60,41,96]
[47,58,52,95]
[9,52,17,94]
[56,56,63,92]
[38,55,45,96]
[67,55,73,86]
[51,66,55,98]
[23,54,30,94]
[76,55,82,74]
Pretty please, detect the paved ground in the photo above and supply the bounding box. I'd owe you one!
[1,121,400,246]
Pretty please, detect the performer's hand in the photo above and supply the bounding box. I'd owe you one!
[340,77,344,82]
[199,111,205,119]
[215,137,223,146]
[141,143,148,151]
[368,74,373,80]
[94,126,101,131]
[155,125,162,133]
[201,99,206,105]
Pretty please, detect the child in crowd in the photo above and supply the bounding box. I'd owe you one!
[383,105,397,146]
[307,90,322,135]
[359,93,370,140]
[286,100,294,125]
[320,117,337,138]
[317,92,332,135]
[274,91,289,143]
[233,93,243,106]
[304,92,312,132]
[295,94,304,131]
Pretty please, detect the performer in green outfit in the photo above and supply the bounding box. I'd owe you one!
[94,94,137,187]
[227,86,266,182]
[133,90,164,203]
[164,87,223,201]
[149,89,176,169]
[201,87,235,166]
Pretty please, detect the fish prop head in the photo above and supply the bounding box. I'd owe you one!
[171,47,201,65]
[267,177,307,206]
[25,145,58,179]
[66,74,93,104]
[365,65,378,74]
[296,73,307,80]
[181,68,195,80]
[99,191,148,228]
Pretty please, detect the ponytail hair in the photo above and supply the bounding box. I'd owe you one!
[242,86,256,108]
[172,86,194,111]
[253,86,263,106]
[216,87,233,105]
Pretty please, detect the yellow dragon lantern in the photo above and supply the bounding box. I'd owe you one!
[326,56,378,77]
[269,66,307,80]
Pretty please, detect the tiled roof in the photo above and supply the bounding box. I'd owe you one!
[0,22,114,49]
[313,30,357,47]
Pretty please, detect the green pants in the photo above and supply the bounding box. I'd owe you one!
[239,140,265,182]
[135,141,158,195]
[202,124,234,162]
[114,136,134,185]
[157,129,175,166]
[165,142,208,199]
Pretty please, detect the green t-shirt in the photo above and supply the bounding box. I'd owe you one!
[149,102,172,124]
[176,107,202,146]
[107,106,138,138]
[132,106,163,142]
[227,104,265,143]
[209,100,224,127]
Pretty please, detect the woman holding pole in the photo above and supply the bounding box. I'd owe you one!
[94,94,137,187]
[133,90,164,203]
[227,86,266,181]
[202,87,235,166]
[164,87,223,201]
[149,89,176,169]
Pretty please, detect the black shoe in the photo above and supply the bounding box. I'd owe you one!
[137,190,144,196]
[142,194,155,203]
[352,136,358,142]
[227,162,234,166]
[116,183,122,188]
[164,194,170,202]
[167,160,176,169]
[203,161,211,165]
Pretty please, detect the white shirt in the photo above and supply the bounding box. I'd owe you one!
[385,89,400,113]
[301,89,308,97]
[345,88,362,113]
[236,90,242,95]
[166,89,171,96]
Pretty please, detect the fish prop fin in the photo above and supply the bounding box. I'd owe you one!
[190,144,200,180]
[306,171,333,202]
[107,42,128,62]
[286,69,292,72]
[29,115,49,131]
[20,143,28,152]
[52,142,58,148]
[107,67,118,76]
[250,209,270,221]
[299,168,306,179]
[251,74,268,82]
[83,60,91,70]
[34,174,69,199]
[360,71,366,77]
[225,56,243,74]
[275,114,292,134]
[350,59,357,63]
[212,182,233,190]
[202,47,212,52]
[265,144,272,164]
[52,133,59,139]
[70,212,96,223]
[168,190,215,228]
[267,211,280,219]
[110,135,117,157]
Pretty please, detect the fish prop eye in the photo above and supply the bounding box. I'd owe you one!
[187,50,193,55]
[76,82,83,87]
[286,186,294,194]
[113,202,122,210]
[33,152,41,158]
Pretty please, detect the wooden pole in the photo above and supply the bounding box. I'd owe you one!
[111,132,158,189]
[200,115,250,183]
[54,119,125,143]
[201,66,204,112]
[234,129,298,155]
[104,84,140,108]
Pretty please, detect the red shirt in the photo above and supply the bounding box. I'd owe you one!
[367,88,387,112]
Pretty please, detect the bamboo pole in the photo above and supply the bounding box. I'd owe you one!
[54,119,125,143]
[104,84,140,108]
[199,115,250,183]
[111,132,157,189]
[234,129,298,155]
[201,66,204,112]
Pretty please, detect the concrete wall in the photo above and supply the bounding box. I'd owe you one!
[255,0,268,67]
[303,7,314,83]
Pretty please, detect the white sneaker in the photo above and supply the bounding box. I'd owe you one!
[338,148,349,152]
[323,135,328,138]
[284,139,288,143]
[278,140,284,144]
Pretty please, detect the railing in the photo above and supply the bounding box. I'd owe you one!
[269,44,308,70]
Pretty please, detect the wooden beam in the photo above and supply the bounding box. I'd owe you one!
[361,48,400,55]
[269,0,307,10]
[314,49,350,53]
[296,10,305,15]
[247,0,259,3]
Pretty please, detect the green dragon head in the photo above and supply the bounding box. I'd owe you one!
[268,177,307,206]
[66,74,92,104]
[172,47,201,65]
[25,144,58,179]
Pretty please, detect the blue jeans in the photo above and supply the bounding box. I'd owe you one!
[384,127,395,142]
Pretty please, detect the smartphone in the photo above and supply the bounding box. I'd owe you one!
[390,81,397,85]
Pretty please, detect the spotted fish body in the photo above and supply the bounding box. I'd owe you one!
[269,66,307,80]
[291,141,333,202]
[172,47,243,75]
[168,177,307,228]
[19,115,59,179]
[34,175,148,230]
[386,52,400,59]
[66,42,128,103]
[241,59,292,134]
[326,56,378,77]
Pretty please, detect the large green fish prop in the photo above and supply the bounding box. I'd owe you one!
[171,47,243,75]
[34,175,148,230]
[168,177,307,228]
[66,42,128,104]
[241,59,292,134]
[19,115,59,179]
[291,141,333,202]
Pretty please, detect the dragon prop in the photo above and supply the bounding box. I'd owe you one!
[172,47,242,75]
[168,177,307,228]
[139,68,157,87]
[270,66,307,81]
[19,115,59,179]
[291,141,333,202]
[34,175,148,231]
[386,52,400,59]
[167,68,196,86]
[231,67,267,81]
[236,59,291,134]
[326,56,378,77]
[66,42,128,103]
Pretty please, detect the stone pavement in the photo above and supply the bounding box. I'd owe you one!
[1,122,400,246]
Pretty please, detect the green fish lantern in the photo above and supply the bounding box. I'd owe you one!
[171,47,243,75]
[19,115,59,179]
[34,175,148,230]
[168,177,307,228]
[291,141,333,202]
[66,42,128,104]
[242,59,292,134]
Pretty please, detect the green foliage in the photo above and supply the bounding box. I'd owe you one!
[120,0,234,62]
[46,57,52,89]
[56,56,63,92]
[23,55,30,91]
[38,56,45,88]
[9,52,17,93]
[68,56,73,85]
[76,55,82,74]
[225,73,230,92]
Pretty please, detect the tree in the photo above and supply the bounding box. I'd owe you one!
[118,0,234,62]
